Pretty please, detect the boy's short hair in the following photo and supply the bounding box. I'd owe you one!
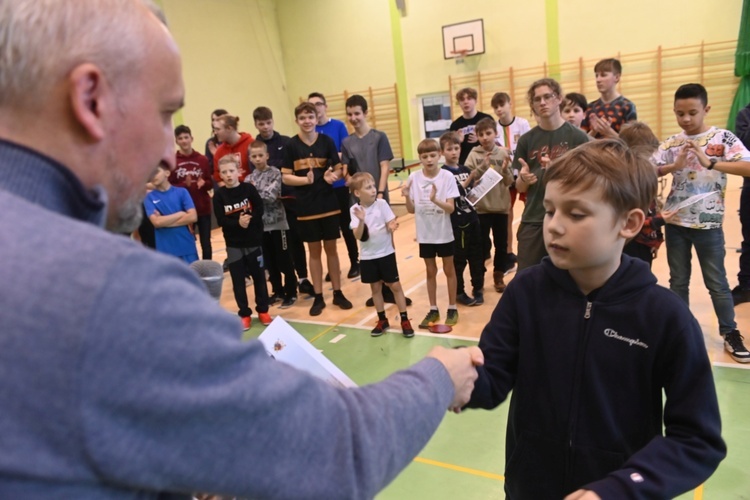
[345,94,368,113]
[618,122,660,156]
[348,172,375,194]
[475,117,497,135]
[253,106,273,121]
[490,92,511,108]
[439,131,461,150]
[156,163,170,172]
[455,87,478,102]
[249,140,268,152]
[594,58,622,75]
[218,155,240,169]
[562,92,587,111]
[417,138,440,155]
[307,92,326,104]
[674,83,708,107]
[174,124,191,137]
[211,108,228,118]
[545,139,657,215]
[295,102,317,118]
[527,78,563,108]
[217,114,239,130]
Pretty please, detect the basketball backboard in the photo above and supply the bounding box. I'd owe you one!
[442,19,485,60]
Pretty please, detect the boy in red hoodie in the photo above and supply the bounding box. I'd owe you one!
[212,114,254,185]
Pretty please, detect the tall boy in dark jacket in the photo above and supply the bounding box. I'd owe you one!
[466,140,725,499]
[214,155,271,330]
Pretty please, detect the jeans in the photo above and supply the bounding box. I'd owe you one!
[665,224,736,334]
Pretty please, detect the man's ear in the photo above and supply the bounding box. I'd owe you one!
[68,63,110,141]
[620,208,645,239]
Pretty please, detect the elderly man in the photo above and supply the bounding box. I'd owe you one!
[0,1,482,498]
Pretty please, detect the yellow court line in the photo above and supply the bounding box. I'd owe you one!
[413,457,505,482]
[693,484,703,500]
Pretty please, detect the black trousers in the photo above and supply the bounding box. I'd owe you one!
[335,186,359,265]
[263,229,297,298]
[479,213,510,272]
[227,246,269,317]
[284,203,308,280]
[196,213,212,260]
[454,222,486,294]
[739,181,750,287]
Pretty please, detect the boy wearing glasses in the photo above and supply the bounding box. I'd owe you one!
[514,78,590,271]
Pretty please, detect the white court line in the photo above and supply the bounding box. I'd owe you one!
[713,361,750,370]
[329,334,346,343]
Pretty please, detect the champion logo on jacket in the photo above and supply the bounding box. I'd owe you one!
[603,328,649,349]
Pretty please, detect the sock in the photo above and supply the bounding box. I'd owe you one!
[400,311,408,321]
[333,289,343,296]
[377,310,387,321]
[315,293,324,300]
[448,305,457,310]
[430,305,438,311]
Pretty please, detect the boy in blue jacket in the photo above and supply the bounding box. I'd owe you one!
[466,140,725,499]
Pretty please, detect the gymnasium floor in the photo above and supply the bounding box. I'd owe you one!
[204,170,749,499]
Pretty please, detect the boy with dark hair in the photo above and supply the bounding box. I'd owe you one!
[144,164,198,264]
[172,124,213,260]
[450,87,494,165]
[402,139,460,328]
[282,102,353,316]
[440,131,485,305]
[653,82,750,363]
[561,92,588,129]
[248,141,297,309]
[583,58,637,138]
[308,91,360,279]
[214,155,272,329]
[467,139,726,499]
[348,172,414,337]
[515,78,590,271]
[463,118,513,293]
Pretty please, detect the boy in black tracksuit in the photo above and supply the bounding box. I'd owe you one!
[466,140,725,499]
[214,155,270,329]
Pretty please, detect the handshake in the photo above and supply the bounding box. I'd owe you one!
[426,346,484,412]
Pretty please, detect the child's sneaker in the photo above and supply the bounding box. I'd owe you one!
[472,291,484,306]
[279,295,297,309]
[456,292,477,306]
[419,310,440,329]
[332,291,353,310]
[724,329,750,363]
[309,296,325,316]
[731,285,750,306]
[267,293,281,306]
[298,279,315,296]
[371,319,390,337]
[241,316,251,331]
[493,271,506,293]
[258,312,273,326]
[401,319,415,338]
[445,309,459,326]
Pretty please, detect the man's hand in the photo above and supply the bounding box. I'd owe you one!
[239,212,251,228]
[519,159,538,185]
[564,489,601,500]
[426,346,483,412]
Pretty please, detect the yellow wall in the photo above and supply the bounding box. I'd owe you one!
[161,0,295,142]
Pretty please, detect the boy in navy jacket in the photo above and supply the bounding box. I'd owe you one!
[467,140,725,499]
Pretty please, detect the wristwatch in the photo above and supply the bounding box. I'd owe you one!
[707,158,717,170]
[377,191,385,196]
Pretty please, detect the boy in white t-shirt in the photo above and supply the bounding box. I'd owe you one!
[402,139,460,329]
[349,172,414,337]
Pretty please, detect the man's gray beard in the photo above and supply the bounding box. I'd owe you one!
[107,195,144,234]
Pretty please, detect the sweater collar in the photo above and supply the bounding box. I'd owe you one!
[0,138,107,227]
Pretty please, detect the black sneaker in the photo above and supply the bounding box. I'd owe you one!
[731,285,750,306]
[324,272,331,282]
[724,330,750,363]
[298,279,315,297]
[280,296,297,309]
[309,296,325,316]
[365,297,375,307]
[401,319,415,338]
[457,292,477,306]
[347,263,360,279]
[371,319,390,337]
[472,291,484,306]
[332,291,353,310]
[268,293,281,306]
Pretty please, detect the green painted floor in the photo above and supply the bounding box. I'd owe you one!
[245,321,750,500]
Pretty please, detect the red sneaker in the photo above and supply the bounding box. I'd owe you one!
[258,312,272,326]
[401,319,414,338]
[371,319,390,337]
[241,316,251,331]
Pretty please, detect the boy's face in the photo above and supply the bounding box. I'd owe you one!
[346,105,367,129]
[442,143,461,165]
[543,181,631,287]
[532,85,561,119]
[296,111,317,134]
[214,122,231,143]
[255,119,274,139]
[355,179,377,205]
[673,98,710,136]
[419,151,441,173]
[595,70,619,94]
[249,148,269,170]
[150,167,169,188]
[308,96,327,120]
[219,162,240,187]
[562,103,586,128]
[458,95,477,114]
[493,102,512,122]
[175,132,193,152]
[477,128,497,150]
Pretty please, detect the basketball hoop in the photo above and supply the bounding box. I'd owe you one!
[451,49,469,65]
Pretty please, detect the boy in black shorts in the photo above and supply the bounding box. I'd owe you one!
[281,102,353,316]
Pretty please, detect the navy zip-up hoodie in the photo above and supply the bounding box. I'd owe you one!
[467,255,725,499]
